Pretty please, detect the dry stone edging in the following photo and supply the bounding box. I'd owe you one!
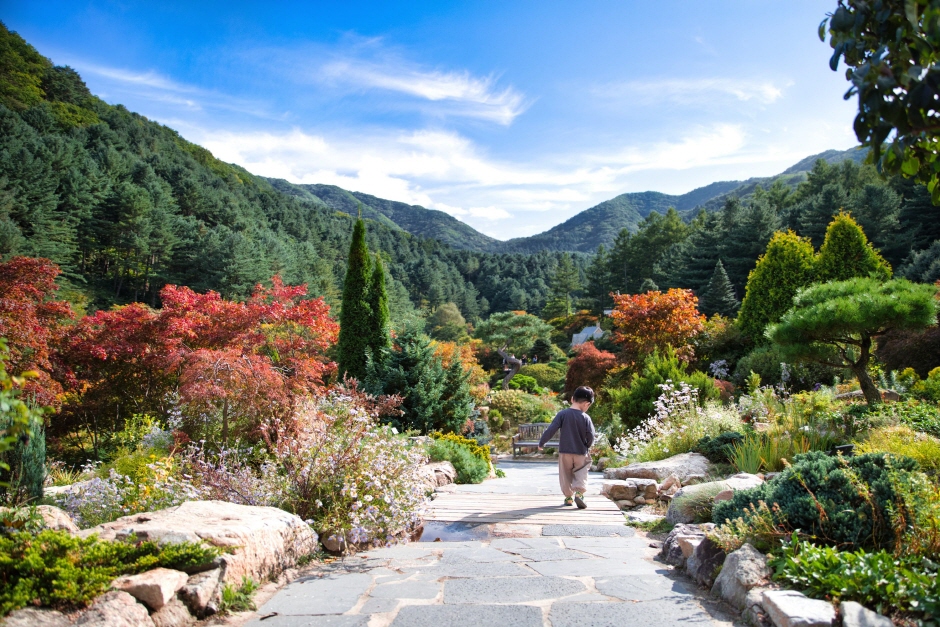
[761,589,836,627]
[711,543,771,610]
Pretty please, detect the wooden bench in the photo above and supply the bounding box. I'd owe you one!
[512,423,559,458]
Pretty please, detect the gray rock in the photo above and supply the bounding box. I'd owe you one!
[74,591,155,627]
[761,589,835,627]
[150,597,195,627]
[112,568,189,610]
[615,499,635,509]
[745,587,774,627]
[677,534,704,559]
[660,523,708,567]
[0,608,70,627]
[686,537,726,589]
[711,543,770,610]
[840,601,893,627]
[666,474,763,524]
[605,452,711,482]
[177,568,222,618]
[601,480,637,501]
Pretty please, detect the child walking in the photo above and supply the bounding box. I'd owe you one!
[538,386,596,509]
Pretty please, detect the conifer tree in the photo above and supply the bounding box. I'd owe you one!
[337,216,373,381]
[366,253,390,354]
[544,253,580,318]
[738,231,816,342]
[815,212,892,282]
[701,260,739,318]
[638,277,659,293]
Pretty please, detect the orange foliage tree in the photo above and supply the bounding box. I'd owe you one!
[0,257,74,407]
[609,288,705,366]
[58,276,338,449]
[432,339,489,401]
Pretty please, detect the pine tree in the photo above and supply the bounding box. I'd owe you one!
[701,260,739,318]
[337,216,373,381]
[584,244,613,312]
[366,253,390,354]
[815,212,892,282]
[545,253,580,317]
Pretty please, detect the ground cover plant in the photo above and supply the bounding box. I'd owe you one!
[0,529,220,615]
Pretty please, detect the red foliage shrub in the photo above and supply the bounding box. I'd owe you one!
[564,342,618,397]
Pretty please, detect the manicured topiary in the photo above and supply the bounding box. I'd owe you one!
[815,211,891,282]
[713,451,920,551]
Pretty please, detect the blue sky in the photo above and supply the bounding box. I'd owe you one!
[4,1,859,239]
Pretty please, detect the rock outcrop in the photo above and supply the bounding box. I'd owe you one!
[82,500,318,584]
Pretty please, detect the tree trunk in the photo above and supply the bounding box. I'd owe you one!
[852,335,882,405]
[497,345,522,391]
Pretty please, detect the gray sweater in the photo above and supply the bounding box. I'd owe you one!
[538,408,596,455]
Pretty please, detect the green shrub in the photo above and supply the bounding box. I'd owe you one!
[486,408,504,430]
[519,363,566,391]
[914,366,940,402]
[857,425,940,476]
[733,345,838,391]
[670,484,726,524]
[713,451,919,551]
[0,413,45,504]
[488,390,560,425]
[0,530,220,615]
[768,536,939,621]
[611,348,718,429]
[427,439,488,484]
[430,432,490,465]
[507,374,542,394]
[694,432,743,464]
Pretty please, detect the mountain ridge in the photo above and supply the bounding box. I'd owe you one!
[271,146,868,254]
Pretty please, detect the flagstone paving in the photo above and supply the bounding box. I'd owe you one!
[246,461,736,627]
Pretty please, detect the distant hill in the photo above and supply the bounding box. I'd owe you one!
[268,180,502,252]
[269,147,868,255]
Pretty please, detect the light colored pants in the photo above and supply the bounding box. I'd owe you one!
[558,453,591,497]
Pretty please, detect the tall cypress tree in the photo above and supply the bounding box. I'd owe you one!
[701,260,740,318]
[366,253,391,354]
[337,216,373,381]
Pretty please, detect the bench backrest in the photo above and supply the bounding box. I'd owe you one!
[518,423,558,442]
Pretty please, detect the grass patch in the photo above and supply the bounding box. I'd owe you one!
[218,576,259,614]
[625,517,673,534]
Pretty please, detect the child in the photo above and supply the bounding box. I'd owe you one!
[538,386,596,509]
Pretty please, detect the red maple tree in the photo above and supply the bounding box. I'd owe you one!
[0,257,74,406]
[564,342,618,398]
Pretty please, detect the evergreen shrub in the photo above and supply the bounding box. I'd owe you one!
[713,451,919,551]
[732,345,838,390]
[0,530,220,615]
[519,363,566,391]
[430,431,490,465]
[488,390,559,425]
[694,431,743,464]
[507,374,542,394]
[427,439,488,484]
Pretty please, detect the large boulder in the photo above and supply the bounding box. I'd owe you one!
[418,461,457,490]
[0,505,79,533]
[666,473,763,524]
[74,591,155,627]
[604,452,711,483]
[711,543,771,610]
[82,500,318,584]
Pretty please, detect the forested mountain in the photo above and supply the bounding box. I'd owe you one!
[0,23,583,322]
[266,146,869,256]
[268,179,501,252]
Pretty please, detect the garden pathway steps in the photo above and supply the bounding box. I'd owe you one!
[244,460,734,627]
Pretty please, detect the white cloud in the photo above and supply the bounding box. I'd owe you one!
[595,77,785,105]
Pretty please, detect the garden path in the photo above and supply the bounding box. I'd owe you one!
[244,461,735,627]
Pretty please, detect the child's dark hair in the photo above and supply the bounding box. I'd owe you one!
[572,386,595,403]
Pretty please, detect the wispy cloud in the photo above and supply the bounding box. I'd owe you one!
[319,59,527,124]
[595,77,785,106]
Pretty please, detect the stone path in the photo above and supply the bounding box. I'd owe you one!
[246,461,735,627]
